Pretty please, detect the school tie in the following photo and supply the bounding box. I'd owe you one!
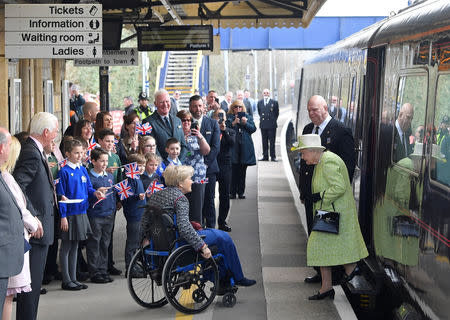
[314,126,319,135]
[164,116,172,131]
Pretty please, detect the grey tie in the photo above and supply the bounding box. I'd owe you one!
[164,116,172,131]
[315,126,319,135]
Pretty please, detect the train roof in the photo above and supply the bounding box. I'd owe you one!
[306,0,450,64]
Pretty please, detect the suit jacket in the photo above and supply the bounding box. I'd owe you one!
[0,173,24,278]
[13,138,55,246]
[393,126,413,162]
[143,112,188,161]
[299,119,355,202]
[170,97,179,118]
[217,127,236,167]
[200,116,221,174]
[257,98,279,129]
[220,100,229,113]
[243,99,253,116]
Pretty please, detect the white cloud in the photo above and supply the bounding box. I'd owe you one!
[317,0,410,17]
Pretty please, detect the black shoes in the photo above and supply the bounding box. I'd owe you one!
[91,274,109,284]
[40,288,47,295]
[238,194,246,199]
[73,281,88,289]
[259,157,269,161]
[108,266,122,276]
[218,223,232,232]
[61,281,82,291]
[308,289,335,300]
[229,194,236,199]
[236,277,256,287]
[271,158,278,162]
[304,274,321,283]
[341,266,359,284]
[102,274,114,282]
[76,271,89,282]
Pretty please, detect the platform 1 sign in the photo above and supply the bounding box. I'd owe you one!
[5,4,102,59]
[74,48,139,67]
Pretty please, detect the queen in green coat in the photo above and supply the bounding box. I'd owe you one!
[294,134,368,300]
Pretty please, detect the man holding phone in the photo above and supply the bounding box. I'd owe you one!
[206,90,221,117]
[189,95,221,228]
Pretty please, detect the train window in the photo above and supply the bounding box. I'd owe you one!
[340,77,350,123]
[330,76,340,120]
[347,76,357,131]
[431,73,450,187]
[392,73,427,168]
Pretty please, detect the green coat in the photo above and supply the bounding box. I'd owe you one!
[307,151,368,266]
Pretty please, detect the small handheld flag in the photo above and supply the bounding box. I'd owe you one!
[114,179,133,200]
[135,122,153,135]
[194,178,209,184]
[146,180,165,194]
[124,162,140,179]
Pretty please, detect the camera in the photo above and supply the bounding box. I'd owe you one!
[218,113,224,124]
[215,97,219,104]
[237,111,245,119]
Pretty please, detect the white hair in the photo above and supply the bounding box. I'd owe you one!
[29,112,58,136]
[154,89,169,101]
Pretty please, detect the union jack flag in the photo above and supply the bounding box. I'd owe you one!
[53,178,60,186]
[92,191,113,208]
[135,122,153,135]
[59,159,67,168]
[146,180,165,194]
[124,162,140,179]
[114,138,119,145]
[114,179,133,200]
[87,141,98,151]
[194,178,209,184]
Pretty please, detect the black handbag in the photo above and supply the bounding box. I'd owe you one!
[311,192,340,234]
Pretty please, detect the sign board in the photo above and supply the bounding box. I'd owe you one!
[5,4,102,59]
[73,48,139,67]
[137,25,213,51]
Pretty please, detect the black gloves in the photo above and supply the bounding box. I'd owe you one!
[311,192,322,203]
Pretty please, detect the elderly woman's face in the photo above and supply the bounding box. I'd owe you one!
[179,177,193,194]
[301,149,321,165]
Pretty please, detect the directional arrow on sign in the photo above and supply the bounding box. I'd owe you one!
[130,58,135,65]
[130,49,135,55]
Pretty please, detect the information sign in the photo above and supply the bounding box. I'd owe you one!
[73,48,139,67]
[5,4,102,59]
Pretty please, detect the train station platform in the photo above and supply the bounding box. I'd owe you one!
[14,105,356,319]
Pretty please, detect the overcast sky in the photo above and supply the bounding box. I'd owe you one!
[317,0,410,16]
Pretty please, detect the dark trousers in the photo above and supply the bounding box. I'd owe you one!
[186,183,206,223]
[0,277,7,319]
[261,128,276,159]
[203,173,217,228]
[231,164,248,197]
[44,215,60,277]
[107,211,117,270]
[86,215,114,277]
[16,244,49,320]
[125,220,140,268]
[217,165,232,226]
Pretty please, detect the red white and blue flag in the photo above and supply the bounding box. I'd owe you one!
[87,141,98,151]
[146,180,165,194]
[135,122,152,135]
[114,179,133,200]
[124,162,140,179]
[53,178,60,186]
[59,159,67,168]
[194,178,209,184]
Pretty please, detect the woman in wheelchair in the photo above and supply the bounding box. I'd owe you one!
[141,165,256,292]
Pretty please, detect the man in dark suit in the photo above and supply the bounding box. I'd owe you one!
[143,89,188,161]
[237,90,253,116]
[257,89,279,161]
[189,95,221,228]
[393,102,414,162]
[14,112,59,320]
[0,127,24,319]
[220,91,233,113]
[170,90,180,118]
[299,95,355,284]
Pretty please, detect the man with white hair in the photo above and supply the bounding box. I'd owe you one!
[0,127,24,319]
[143,89,188,160]
[14,112,59,320]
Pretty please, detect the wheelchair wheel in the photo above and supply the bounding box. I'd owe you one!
[127,249,167,308]
[162,245,219,314]
[222,293,236,307]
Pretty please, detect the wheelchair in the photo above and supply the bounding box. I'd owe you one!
[127,209,238,314]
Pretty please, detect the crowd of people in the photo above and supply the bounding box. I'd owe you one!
[0,85,282,319]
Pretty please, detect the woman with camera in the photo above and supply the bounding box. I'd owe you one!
[226,101,256,199]
[177,110,210,223]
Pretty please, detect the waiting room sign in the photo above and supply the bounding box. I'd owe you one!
[5,4,102,59]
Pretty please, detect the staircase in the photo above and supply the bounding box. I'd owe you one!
[156,51,203,109]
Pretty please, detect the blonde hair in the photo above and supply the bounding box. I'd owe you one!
[1,136,21,173]
[228,100,246,114]
[163,165,194,187]
[138,135,156,154]
[127,153,146,165]
[145,152,161,165]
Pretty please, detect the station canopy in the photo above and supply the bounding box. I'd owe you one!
[100,0,326,28]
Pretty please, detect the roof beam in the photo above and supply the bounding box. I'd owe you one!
[257,0,306,13]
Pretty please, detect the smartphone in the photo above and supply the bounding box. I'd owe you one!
[215,97,219,104]
[190,121,199,131]
[218,113,224,124]
[238,112,245,119]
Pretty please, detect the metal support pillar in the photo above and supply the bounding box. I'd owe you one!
[99,66,109,111]
[253,50,258,100]
[224,50,229,92]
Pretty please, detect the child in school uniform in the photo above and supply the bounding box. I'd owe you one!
[121,153,146,274]
[56,139,105,291]
[86,148,116,284]
[141,152,162,191]
[156,138,182,179]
